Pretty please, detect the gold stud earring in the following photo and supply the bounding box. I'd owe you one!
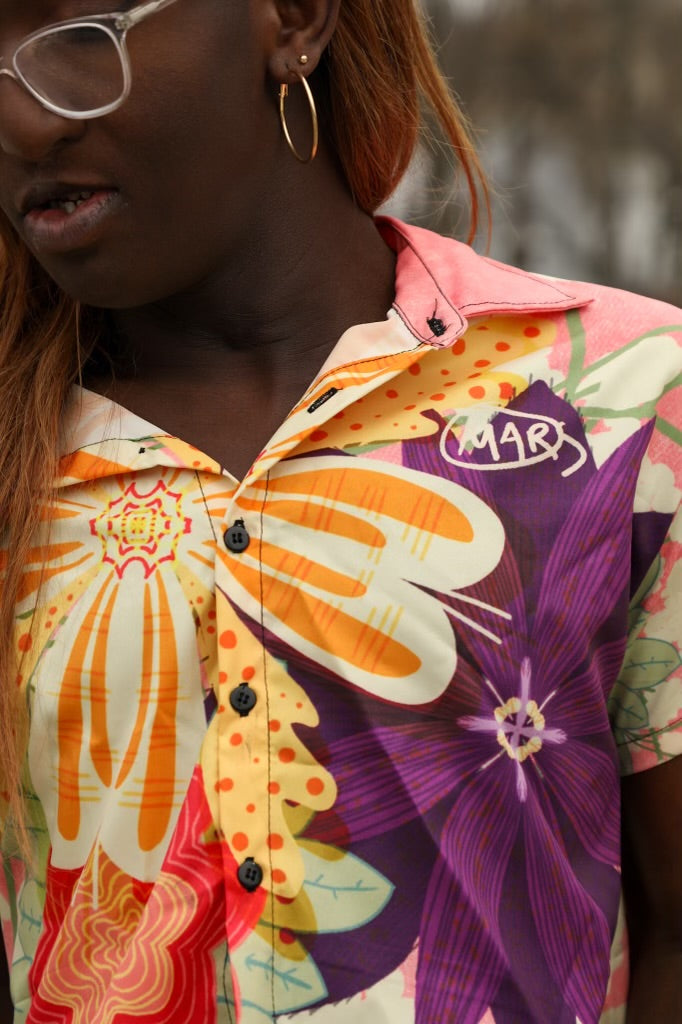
[298,55,309,66]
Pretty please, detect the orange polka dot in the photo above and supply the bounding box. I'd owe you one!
[350,423,363,431]
[496,341,511,352]
[246,803,256,813]
[215,777,234,792]
[218,704,226,713]
[242,666,255,681]
[310,429,328,442]
[306,777,324,796]
[208,610,217,620]
[232,832,249,852]
[193,460,201,467]
[17,634,32,653]
[524,326,540,337]
[469,386,486,399]
[267,833,284,850]
[269,720,281,732]
[410,425,417,430]
[405,404,416,411]
[207,626,216,635]
[279,747,295,763]
[49,606,57,616]
[452,338,466,355]
[196,596,204,604]
[334,411,345,420]
[476,324,489,331]
[230,733,243,746]
[219,671,228,684]
[430,393,445,401]
[408,363,421,375]
[474,359,490,368]
[440,369,451,376]
[67,594,73,601]
[272,869,287,884]
[295,702,303,709]
[386,389,398,398]
[279,928,296,945]
[220,630,237,649]
[45,621,52,630]
[268,782,281,794]
[499,382,515,400]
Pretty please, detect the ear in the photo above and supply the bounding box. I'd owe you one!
[264,0,341,82]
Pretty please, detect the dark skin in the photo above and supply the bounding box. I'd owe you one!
[0,0,681,1017]
[623,756,682,1022]
[0,0,396,475]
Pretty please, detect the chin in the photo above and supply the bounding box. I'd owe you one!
[37,254,162,311]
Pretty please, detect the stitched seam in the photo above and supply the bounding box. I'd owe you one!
[257,470,276,1020]
[195,470,218,544]
[382,218,583,313]
[459,297,580,310]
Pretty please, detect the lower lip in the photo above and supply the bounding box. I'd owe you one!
[22,190,121,255]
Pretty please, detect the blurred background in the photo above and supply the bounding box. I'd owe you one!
[383,0,681,305]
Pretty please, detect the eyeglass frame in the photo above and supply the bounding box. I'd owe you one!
[0,0,181,120]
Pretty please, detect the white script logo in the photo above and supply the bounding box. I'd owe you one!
[440,405,588,477]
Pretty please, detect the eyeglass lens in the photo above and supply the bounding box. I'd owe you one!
[16,25,125,113]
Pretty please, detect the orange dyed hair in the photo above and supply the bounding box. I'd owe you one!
[326,0,487,236]
[0,0,486,841]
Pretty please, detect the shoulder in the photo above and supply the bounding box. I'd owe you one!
[544,273,682,359]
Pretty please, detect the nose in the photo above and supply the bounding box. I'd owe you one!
[0,72,85,161]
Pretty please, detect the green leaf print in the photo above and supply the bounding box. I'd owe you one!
[230,929,327,1019]
[299,841,394,933]
[619,637,682,691]
[609,637,682,765]
[556,313,682,426]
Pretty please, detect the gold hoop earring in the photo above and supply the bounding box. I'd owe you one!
[279,72,318,164]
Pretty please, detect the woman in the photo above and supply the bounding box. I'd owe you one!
[0,0,680,1021]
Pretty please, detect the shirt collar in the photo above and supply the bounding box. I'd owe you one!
[376,216,594,349]
[60,216,595,469]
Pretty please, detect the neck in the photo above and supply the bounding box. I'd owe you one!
[103,151,396,385]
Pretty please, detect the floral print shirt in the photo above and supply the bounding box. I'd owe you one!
[1,218,681,1024]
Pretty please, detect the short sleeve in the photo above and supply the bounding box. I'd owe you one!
[609,501,682,775]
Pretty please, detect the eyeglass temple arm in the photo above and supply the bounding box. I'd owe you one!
[123,0,181,28]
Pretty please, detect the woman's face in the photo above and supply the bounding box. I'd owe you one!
[0,0,284,307]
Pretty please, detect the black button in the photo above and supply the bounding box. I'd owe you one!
[427,316,447,337]
[229,682,257,716]
[237,857,263,892]
[224,519,250,553]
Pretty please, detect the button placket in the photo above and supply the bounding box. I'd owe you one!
[214,583,271,895]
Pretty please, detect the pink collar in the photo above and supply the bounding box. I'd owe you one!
[378,216,594,348]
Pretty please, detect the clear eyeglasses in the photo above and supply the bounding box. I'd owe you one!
[0,0,181,120]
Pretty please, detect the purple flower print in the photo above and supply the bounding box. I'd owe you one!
[460,655,568,802]
[294,384,656,1024]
